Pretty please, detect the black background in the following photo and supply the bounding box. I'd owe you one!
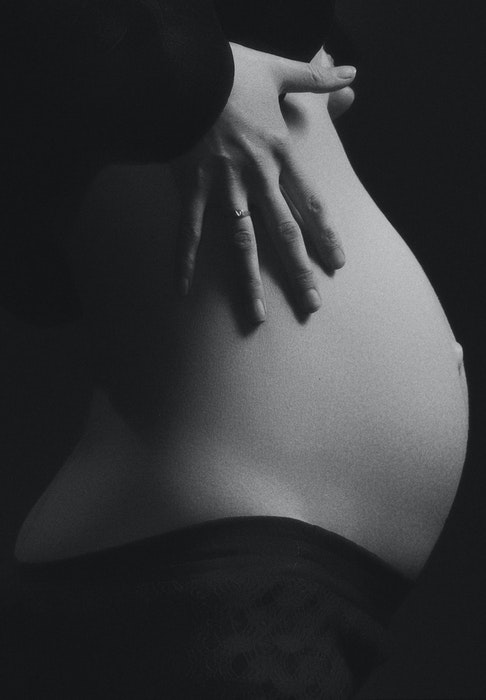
[332,2,486,698]
[1,2,485,697]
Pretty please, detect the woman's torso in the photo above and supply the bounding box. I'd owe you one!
[15,93,468,578]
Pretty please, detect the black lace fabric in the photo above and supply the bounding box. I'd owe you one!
[172,567,389,699]
[1,517,411,698]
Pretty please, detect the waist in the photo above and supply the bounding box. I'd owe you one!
[15,100,468,575]
[15,364,468,578]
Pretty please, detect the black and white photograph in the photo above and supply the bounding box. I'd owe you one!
[1,1,485,697]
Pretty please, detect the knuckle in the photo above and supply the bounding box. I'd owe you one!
[307,62,321,89]
[293,267,315,288]
[238,133,260,159]
[181,245,196,269]
[258,181,278,205]
[307,193,324,216]
[232,226,254,251]
[194,163,208,183]
[247,277,263,295]
[269,131,290,154]
[320,224,340,249]
[185,248,197,266]
[185,161,211,190]
[249,149,268,176]
[211,151,234,174]
[276,219,300,243]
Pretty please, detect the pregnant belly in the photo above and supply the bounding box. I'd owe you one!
[151,96,468,577]
[15,100,468,577]
[158,199,468,580]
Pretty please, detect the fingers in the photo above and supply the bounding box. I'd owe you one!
[319,50,356,120]
[226,179,266,324]
[279,149,345,270]
[177,173,325,320]
[257,183,321,314]
[176,168,210,295]
[275,47,356,95]
[328,86,355,120]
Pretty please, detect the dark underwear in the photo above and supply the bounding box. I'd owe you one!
[0,516,412,699]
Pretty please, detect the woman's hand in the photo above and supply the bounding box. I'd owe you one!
[172,43,356,323]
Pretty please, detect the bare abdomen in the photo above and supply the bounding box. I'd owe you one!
[15,97,468,578]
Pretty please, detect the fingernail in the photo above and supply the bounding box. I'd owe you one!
[336,66,356,80]
[303,288,321,312]
[252,299,266,324]
[179,277,190,296]
[331,247,346,269]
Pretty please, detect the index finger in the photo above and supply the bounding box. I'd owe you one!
[272,48,356,95]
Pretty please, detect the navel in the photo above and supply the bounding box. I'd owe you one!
[454,341,464,373]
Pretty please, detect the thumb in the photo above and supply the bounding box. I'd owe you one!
[276,47,356,94]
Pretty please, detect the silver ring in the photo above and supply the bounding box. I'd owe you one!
[232,208,252,219]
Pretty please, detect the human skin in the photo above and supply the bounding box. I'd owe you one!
[15,90,468,580]
[173,44,357,321]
